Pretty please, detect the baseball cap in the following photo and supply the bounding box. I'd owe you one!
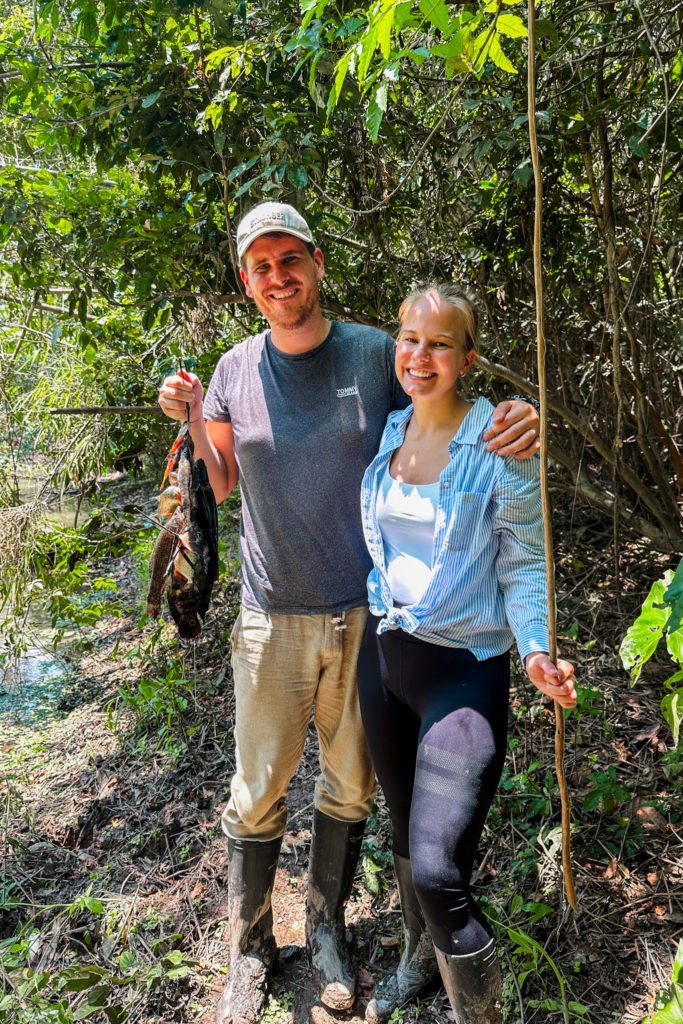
[236,202,315,261]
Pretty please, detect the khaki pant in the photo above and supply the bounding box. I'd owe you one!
[222,605,376,840]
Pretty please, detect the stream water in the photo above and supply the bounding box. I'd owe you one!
[0,484,91,726]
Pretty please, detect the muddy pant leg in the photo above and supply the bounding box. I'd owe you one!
[222,607,323,840]
[314,605,376,822]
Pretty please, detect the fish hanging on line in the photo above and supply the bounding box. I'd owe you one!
[146,420,219,639]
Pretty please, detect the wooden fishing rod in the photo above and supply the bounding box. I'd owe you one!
[50,406,163,415]
[527,0,578,911]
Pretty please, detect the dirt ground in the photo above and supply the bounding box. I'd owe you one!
[1,497,682,1024]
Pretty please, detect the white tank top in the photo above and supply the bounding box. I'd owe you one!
[377,464,439,606]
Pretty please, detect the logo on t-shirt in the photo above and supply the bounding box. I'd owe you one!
[336,385,360,398]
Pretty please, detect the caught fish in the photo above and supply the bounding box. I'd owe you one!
[146,423,219,638]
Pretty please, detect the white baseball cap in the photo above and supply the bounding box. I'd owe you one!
[236,202,315,261]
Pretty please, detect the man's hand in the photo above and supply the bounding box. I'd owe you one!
[483,400,540,459]
[525,652,577,709]
[159,371,204,424]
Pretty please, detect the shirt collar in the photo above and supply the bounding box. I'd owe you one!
[448,396,495,450]
[385,397,494,452]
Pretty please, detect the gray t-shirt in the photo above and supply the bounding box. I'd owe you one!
[203,321,408,614]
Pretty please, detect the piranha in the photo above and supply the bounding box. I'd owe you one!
[146,423,219,639]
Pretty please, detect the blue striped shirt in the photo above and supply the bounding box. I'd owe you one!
[360,397,549,662]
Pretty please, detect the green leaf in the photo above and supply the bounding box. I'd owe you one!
[233,175,261,200]
[664,669,683,689]
[486,33,517,73]
[431,35,465,60]
[141,91,161,109]
[661,687,683,746]
[664,559,683,632]
[651,954,683,1024]
[674,939,683,984]
[672,50,683,84]
[163,950,187,965]
[77,9,98,40]
[166,966,190,979]
[228,156,259,181]
[203,46,235,71]
[522,901,555,924]
[496,13,527,38]
[300,0,327,30]
[366,84,387,142]
[513,161,534,183]
[628,132,649,159]
[619,578,670,682]
[668,627,683,667]
[103,1007,126,1024]
[650,976,683,1023]
[535,17,559,45]
[376,6,396,61]
[74,984,111,1019]
[419,0,451,34]
[328,50,354,114]
[286,165,308,188]
[139,680,159,701]
[84,897,105,914]
[358,23,379,84]
[62,968,108,993]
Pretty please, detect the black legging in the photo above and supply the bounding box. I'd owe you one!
[357,617,510,956]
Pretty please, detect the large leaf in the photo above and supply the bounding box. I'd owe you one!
[419,0,451,34]
[496,12,527,38]
[664,558,683,633]
[619,577,671,682]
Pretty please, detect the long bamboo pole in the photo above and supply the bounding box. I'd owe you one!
[527,0,578,911]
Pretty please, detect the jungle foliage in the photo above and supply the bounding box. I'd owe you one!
[0,0,681,554]
[1,0,682,554]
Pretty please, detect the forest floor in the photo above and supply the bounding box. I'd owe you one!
[1,476,682,1024]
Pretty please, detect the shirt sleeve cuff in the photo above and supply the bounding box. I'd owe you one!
[516,627,549,664]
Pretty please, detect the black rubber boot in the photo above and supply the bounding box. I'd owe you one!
[306,810,366,1010]
[215,836,281,1024]
[365,855,438,1023]
[435,938,503,1023]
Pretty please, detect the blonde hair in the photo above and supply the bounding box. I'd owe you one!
[398,283,479,352]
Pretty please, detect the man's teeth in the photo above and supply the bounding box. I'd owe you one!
[272,289,297,299]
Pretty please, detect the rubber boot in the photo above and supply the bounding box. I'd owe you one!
[215,836,281,1024]
[365,855,438,1023]
[435,938,503,1023]
[306,810,366,1010]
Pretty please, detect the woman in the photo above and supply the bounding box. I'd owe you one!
[357,284,576,1024]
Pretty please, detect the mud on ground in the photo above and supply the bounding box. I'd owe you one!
[1,504,681,1024]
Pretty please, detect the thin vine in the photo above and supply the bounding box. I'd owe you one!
[527,0,578,911]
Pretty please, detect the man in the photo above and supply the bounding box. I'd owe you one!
[158,202,539,1024]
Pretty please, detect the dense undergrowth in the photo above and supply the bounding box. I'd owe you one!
[1,478,682,1024]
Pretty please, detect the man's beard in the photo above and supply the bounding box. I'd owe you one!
[256,290,319,332]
